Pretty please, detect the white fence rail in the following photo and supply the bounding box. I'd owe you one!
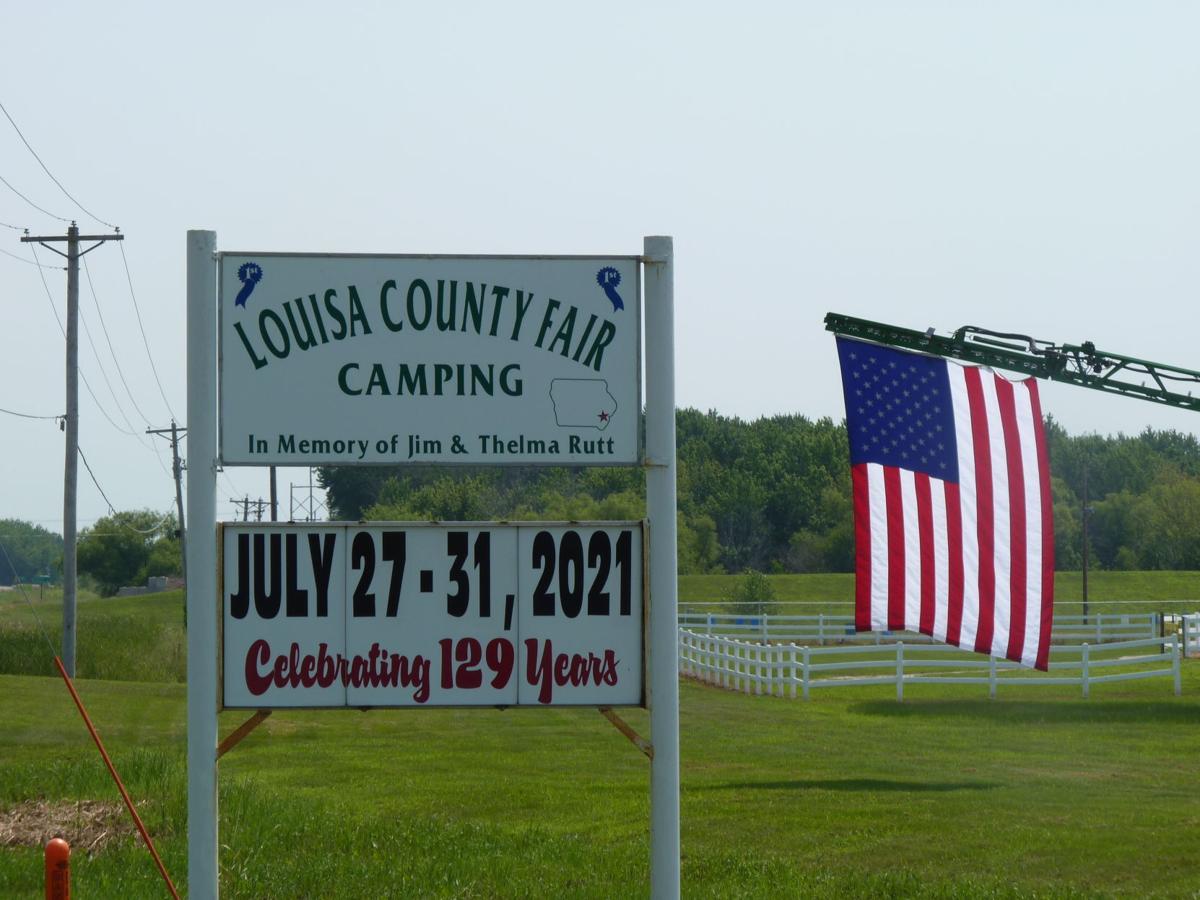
[1180,614,1200,658]
[678,628,1182,701]
[677,612,1161,647]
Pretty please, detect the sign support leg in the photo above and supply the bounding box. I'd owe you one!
[186,229,219,900]
[644,235,679,899]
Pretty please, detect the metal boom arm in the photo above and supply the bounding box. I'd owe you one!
[825,312,1200,414]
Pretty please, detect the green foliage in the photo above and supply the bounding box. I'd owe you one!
[0,518,62,585]
[76,509,176,596]
[322,411,1200,574]
[727,568,775,616]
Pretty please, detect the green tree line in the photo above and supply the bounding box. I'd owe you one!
[320,410,1200,575]
[7,412,1198,591]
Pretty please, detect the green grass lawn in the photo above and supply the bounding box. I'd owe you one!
[2,580,1199,897]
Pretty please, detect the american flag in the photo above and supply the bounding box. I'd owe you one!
[836,336,1054,670]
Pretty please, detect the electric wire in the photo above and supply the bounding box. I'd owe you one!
[78,445,118,516]
[82,255,154,427]
[0,217,25,230]
[117,243,178,422]
[0,98,116,230]
[0,245,61,267]
[77,446,175,535]
[30,243,142,438]
[0,536,60,661]
[0,405,61,420]
[79,296,153,446]
[0,171,70,223]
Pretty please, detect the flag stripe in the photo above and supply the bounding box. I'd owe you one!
[884,466,905,630]
[1028,381,1055,671]
[996,378,1028,663]
[930,481,949,642]
[867,462,889,631]
[853,464,871,632]
[916,473,935,636]
[944,480,965,646]
[900,470,922,630]
[964,366,996,655]
[948,365,978,649]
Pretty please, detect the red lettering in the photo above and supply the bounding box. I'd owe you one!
[523,639,620,704]
[245,639,272,696]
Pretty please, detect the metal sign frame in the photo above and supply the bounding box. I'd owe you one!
[187,233,678,898]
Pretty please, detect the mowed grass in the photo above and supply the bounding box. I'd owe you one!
[1,580,1199,897]
[682,570,1200,617]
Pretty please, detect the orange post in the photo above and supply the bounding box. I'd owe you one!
[44,837,69,900]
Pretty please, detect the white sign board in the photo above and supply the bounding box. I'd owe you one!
[218,254,641,465]
[220,522,645,708]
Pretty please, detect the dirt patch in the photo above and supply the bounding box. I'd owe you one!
[0,799,135,854]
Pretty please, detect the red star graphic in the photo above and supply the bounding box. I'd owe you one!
[598,410,610,422]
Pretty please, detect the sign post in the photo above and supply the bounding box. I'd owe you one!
[186,230,219,900]
[644,236,678,898]
[186,233,678,898]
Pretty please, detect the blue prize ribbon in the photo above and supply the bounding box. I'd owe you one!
[235,262,263,308]
[596,266,624,312]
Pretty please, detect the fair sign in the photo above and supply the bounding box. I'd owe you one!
[218,254,641,466]
[220,522,646,708]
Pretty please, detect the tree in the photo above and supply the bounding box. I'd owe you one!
[0,519,63,585]
[77,510,174,596]
[727,568,775,618]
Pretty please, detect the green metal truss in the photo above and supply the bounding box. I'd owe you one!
[825,312,1200,413]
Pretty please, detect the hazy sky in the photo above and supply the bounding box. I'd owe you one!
[2,2,1197,533]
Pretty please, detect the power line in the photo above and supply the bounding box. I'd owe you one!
[30,242,140,438]
[117,242,177,422]
[78,445,117,515]
[82,255,153,427]
[1,218,25,230]
[0,244,60,267]
[0,536,59,661]
[0,171,69,222]
[0,405,61,421]
[0,98,116,230]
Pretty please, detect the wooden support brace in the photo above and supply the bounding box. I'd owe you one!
[598,707,654,760]
[217,710,271,760]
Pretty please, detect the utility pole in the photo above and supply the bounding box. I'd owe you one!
[1082,457,1091,625]
[22,223,123,677]
[148,421,188,625]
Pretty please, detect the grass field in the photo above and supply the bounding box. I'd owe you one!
[1,579,1199,897]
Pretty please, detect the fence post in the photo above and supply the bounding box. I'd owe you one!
[789,645,798,699]
[896,641,904,702]
[1096,618,1102,644]
[1173,635,1181,697]
[989,655,996,700]
[1082,643,1090,699]
[802,646,811,701]
[818,613,824,646]
[771,645,780,697]
[761,613,769,645]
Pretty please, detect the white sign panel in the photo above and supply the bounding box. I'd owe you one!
[218,254,641,465]
[220,522,645,708]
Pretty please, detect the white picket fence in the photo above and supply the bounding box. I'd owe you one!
[677,611,1161,647]
[1180,614,1200,657]
[677,627,1182,701]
